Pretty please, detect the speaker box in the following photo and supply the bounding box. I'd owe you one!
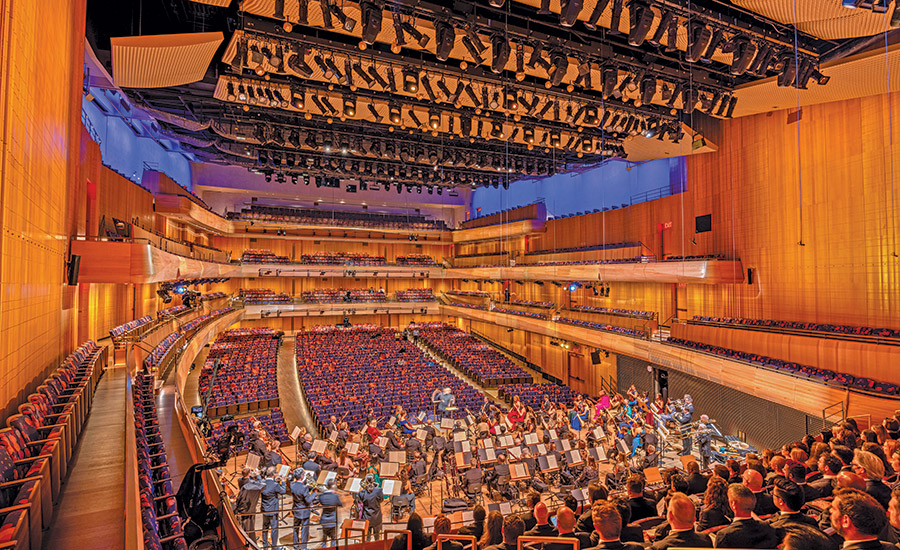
[747,268,753,285]
[66,255,81,286]
[695,214,712,233]
[590,350,602,364]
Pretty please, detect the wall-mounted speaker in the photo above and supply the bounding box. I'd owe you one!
[747,268,753,285]
[590,350,602,364]
[66,255,81,286]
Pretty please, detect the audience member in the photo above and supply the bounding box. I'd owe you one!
[588,501,644,550]
[650,492,712,549]
[485,514,525,550]
[829,488,894,550]
[768,478,819,530]
[714,483,780,548]
[742,469,778,517]
[524,503,557,537]
[625,475,656,522]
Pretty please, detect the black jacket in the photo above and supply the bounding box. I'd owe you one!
[713,518,780,548]
[628,495,658,522]
[686,472,709,495]
[650,528,712,549]
[697,506,731,532]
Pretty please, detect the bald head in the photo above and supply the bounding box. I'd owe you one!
[667,492,697,530]
[742,469,763,491]
[534,502,549,525]
[836,471,867,491]
[556,506,575,534]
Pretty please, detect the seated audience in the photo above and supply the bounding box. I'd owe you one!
[715,483,780,548]
[650,492,712,549]
[588,500,644,550]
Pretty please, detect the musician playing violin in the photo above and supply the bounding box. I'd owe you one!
[507,395,527,426]
[397,411,416,437]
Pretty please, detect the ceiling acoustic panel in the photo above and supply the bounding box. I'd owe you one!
[189,0,231,5]
[111,32,224,88]
[733,0,896,40]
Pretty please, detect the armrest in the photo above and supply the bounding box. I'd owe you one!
[0,503,32,515]
[0,475,43,490]
[25,438,59,449]
[159,533,185,544]
[34,423,67,431]
[149,463,169,470]
[14,457,45,468]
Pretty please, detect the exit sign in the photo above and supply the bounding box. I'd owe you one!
[658,221,673,230]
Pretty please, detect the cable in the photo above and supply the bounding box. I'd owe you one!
[792,0,805,247]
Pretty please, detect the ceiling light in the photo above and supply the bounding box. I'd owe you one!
[583,106,598,125]
[523,127,535,143]
[408,110,423,128]
[429,110,441,129]
[435,21,455,61]
[704,29,726,60]
[226,82,236,101]
[628,3,655,46]
[489,91,500,110]
[547,51,569,87]
[639,76,656,105]
[388,104,402,124]
[582,136,593,152]
[490,122,504,138]
[402,68,419,93]
[343,95,356,117]
[648,10,675,47]
[527,43,550,72]
[352,63,374,86]
[319,0,334,28]
[324,57,343,80]
[330,2,357,32]
[666,82,683,108]
[609,0,624,33]
[359,1,382,47]
[287,46,313,77]
[421,75,438,103]
[601,67,618,98]
[462,36,484,64]
[368,65,388,88]
[777,54,797,87]
[402,21,430,48]
[514,43,526,81]
[314,55,332,78]
[237,84,247,102]
[730,38,757,76]
[390,11,406,53]
[549,131,561,147]
[490,34,511,74]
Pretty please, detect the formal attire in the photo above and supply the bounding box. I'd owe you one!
[458,520,485,540]
[360,485,385,540]
[650,528,712,549]
[752,491,778,517]
[767,511,818,531]
[866,479,892,509]
[290,480,314,550]
[525,523,557,538]
[809,475,835,499]
[686,472,709,495]
[261,478,287,548]
[840,540,897,550]
[713,517,779,548]
[234,476,265,542]
[697,506,731,532]
[586,540,644,550]
[628,495,658,522]
[318,489,342,546]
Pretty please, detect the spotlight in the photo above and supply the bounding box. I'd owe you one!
[560,0,585,27]
[686,23,712,63]
[435,21,455,61]
[290,88,305,110]
[287,47,313,78]
[402,68,419,93]
[582,136,593,152]
[421,75,438,103]
[639,76,656,105]
[549,131,561,147]
[489,0,506,6]
[648,10,675,47]
[401,21,430,48]
[360,0,382,46]
[367,103,382,122]
[368,65,388,89]
[343,95,356,117]
[601,67,618,99]
[490,34,511,74]
[330,2,357,32]
[730,38,757,76]
[609,0,624,33]
[314,55,332,78]
[547,51,569,87]
[237,84,247,102]
[704,29,726,60]
[777,54,797,87]
[628,3,655,46]
[390,11,407,53]
[429,110,441,129]
[523,127,535,144]
[462,36,484,64]
[515,43,526,80]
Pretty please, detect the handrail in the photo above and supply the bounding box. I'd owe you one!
[518,536,579,550]
[685,318,900,348]
[71,235,232,264]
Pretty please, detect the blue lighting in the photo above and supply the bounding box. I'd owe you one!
[567,282,581,292]
[173,285,188,295]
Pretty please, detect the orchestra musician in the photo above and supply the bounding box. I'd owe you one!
[570,399,591,437]
[674,405,693,457]
[325,415,339,435]
[507,395,527,426]
[433,387,456,417]
[696,414,713,469]
[397,410,415,437]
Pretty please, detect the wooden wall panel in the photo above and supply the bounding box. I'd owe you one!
[0,0,86,421]
[96,168,155,231]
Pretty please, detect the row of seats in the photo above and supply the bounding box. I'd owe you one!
[395,254,438,266]
[200,292,227,302]
[296,326,486,431]
[0,340,105,550]
[491,306,548,320]
[454,251,508,259]
[227,205,449,231]
[508,299,554,309]
[449,302,487,311]
[557,317,650,339]
[132,371,187,550]
[570,305,657,320]
[446,290,490,297]
[662,254,726,261]
[667,337,900,395]
[301,288,386,303]
[414,324,532,386]
[396,288,435,302]
[692,315,900,339]
[497,383,579,409]
[241,289,291,305]
[179,308,233,334]
[240,250,291,264]
[524,242,640,256]
[110,316,153,338]
[157,305,187,319]
[199,328,283,409]
[143,333,183,373]
[524,258,644,266]
[203,410,290,454]
[298,252,386,266]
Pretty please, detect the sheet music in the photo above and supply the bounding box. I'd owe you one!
[453,431,467,442]
[546,454,558,470]
[460,440,471,453]
[311,439,327,454]
[511,463,528,479]
[559,439,571,451]
[573,488,588,502]
[245,453,260,469]
[382,479,400,496]
[290,426,302,440]
[536,444,547,455]
[417,412,427,422]
[329,430,339,442]
[595,446,607,461]
[499,502,512,515]
[440,418,454,430]
[278,464,290,478]
[388,416,397,428]
[346,442,360,455]
[484,448,496,461]
[380,462,400,477]
[462,511,474,523]
[548,429,558,439]
[593,426,605,439]
[416,429,427,441]
[388,451,406,463]
[482,438,494,449]
[318,470,337,485]
[507,446,522,459]
[498,435,514,447]
[347,478,362,492]
[351,520,366,530]
[376,436,388,448]
[566,450,583,465]
[524,433,538,445]
[423,516,435,533]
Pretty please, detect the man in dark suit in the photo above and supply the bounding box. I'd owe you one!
[650,492,711,549]
[829,488,896,550]
[458,505,486,540]
[768,478,819,532]
[260,467,287,549]
[519,491,542,531]
[234,469,265,542]
[587,501,644,550]
[715,483,780,548]
[290,469,315,550]
[576,483,608,533]
[524,502,557,538]
[809,454,842,500]
[484,514,525,550]
[685,460,709,495]
[625,474,657,522]
[318,478,342,548]
[742,469,778,517]
[545,506,590,550]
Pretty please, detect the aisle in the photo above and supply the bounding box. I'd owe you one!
[276,336,318,437]
[43,366,124,550]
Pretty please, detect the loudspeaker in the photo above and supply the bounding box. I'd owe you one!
[66,255,81,286]
[590,350,602,364]
[747,268,753,285]
[657,368,669,401]
[695,214,712,233]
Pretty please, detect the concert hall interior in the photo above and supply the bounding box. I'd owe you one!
[2,0,900,549]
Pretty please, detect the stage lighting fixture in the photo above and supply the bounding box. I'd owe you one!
[157,289,173,303]
[408,110,422,128]
[682,88,698,114]
[330,2,357,31]
[435,21,455,61]
[724,96,738,118]
[324,57,343,80]
[602,67,618,98]
[343,95,356,117]
[504,90,517,110]
[421,75,438,103]
[582,136,594,152]
[428,110,441,129]
[436,79,452,101]
[537,100,554,118]
[729,38,757,76]
[490,122,504,138]
[322,96,339,115]
[488,91,500,110]
[264,172,273,182]
[402,21,430,48]
[648,9,674,46]
[367,103,382,122]
[314,55,332,78]
[359,1,382,46]
[548,51,569,87]
[549,131,561,147]
[609,0,624,33]
[704,29,726,60]
[574,59,592,89]
[490,34,511,74]
[489,0,506,6]
[272,89,288,108]
[584,0,611,29]
[666,82,683,108]
[686,23,712,63]
[249,44,263,65]
[777,54,797,87]
[237,84,247,102]
[226,82,236,101]
[464,83,480,107]
[402,69,419,93]
[350,64,373,87]
[390,11,406,53]
[462,36,484,64]
[583,106,598,125]
[319,0,334,28]
[527,43,550,72]
[639,76,656,105]
[560,0,585,27]
[365,66,387,89]
[567,282,581,292]
[230,39,247,70]
[514,43,526,81]
[628,3,655,46]
[286,47,313,78]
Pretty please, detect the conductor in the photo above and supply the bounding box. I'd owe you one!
[432,387,456,417]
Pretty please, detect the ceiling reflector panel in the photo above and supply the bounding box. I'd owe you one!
[111,32,224,88]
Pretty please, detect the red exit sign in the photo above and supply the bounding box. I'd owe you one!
[658,221,673,230]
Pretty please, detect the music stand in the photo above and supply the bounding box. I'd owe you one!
[537,454,559,473]
[388,451,407,464]
[510,463,530,481]
[478,447,497,464]
[382,479,401,496]
[380,462,401,478]
[565,450,584,467]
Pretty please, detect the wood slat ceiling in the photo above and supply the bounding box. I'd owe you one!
[733,0,897,40]
[111,32,224,88]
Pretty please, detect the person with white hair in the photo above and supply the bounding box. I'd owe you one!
[433,386,456,417]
